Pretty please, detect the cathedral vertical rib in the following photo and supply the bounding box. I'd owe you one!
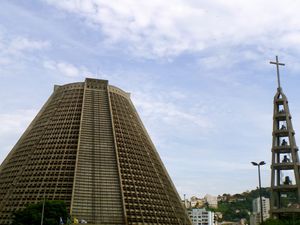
[71,79,125,224]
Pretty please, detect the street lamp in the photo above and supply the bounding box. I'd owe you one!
[251,161,266,224]
[183,194,186,225]
[41,188,46,225]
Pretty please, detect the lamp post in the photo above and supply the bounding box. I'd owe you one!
[251,161,266,224]
[184,194,186,225]
[41,188,46,225]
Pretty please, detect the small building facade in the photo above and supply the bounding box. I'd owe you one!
[188,208,215,225]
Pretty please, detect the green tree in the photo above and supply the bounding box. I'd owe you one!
[214,188,271,222]
[262,217,300,225]
[11,200,69,225]
[261,219,286,225]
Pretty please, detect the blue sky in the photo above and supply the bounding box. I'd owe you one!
[1,0,300,198]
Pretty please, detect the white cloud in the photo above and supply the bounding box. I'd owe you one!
[44,0,300,58]
[9,37,50,53]
[135,94,212,129]
[43,60,92,77]
[130,88,214,148]
[0,32,50,66]
[0,109,36,135]
[0,57,11,66]
[0,109,37,164]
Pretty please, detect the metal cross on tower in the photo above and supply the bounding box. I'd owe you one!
[270,56,285,89]
[269,56,300,220]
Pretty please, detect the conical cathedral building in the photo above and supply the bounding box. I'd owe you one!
[0,78,191,225]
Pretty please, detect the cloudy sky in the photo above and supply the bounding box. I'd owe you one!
[1,0,300,198]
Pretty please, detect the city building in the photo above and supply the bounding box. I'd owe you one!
[250,197,270,225]
[188,208,215,225]
[0,78,191,225]
[253,197,270,221]
[191,196,199,208]
[250,214,259,225]
[204,194,218,208]
[182,198,192,209]
[190,196,206,208]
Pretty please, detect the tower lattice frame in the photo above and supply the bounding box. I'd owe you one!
[270,87,300,218]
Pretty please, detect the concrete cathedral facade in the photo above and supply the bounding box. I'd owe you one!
[0,78,191,225]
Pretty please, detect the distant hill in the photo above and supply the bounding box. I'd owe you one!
[210,187,270,222]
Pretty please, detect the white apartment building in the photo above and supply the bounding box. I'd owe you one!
[250,197,270,225]
[188,208,215,225]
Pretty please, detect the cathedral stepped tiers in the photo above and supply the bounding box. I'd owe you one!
[0,78,191,225]
[269,57,300,218]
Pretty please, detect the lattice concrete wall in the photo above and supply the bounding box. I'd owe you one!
[0,78,191,225]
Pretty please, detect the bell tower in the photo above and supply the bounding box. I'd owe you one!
[270,56,300,218]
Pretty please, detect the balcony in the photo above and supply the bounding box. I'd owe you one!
[273,129,294,137]
[274,112,291,121]
[272,185,298,191]
[272,162,300,170]
[272,146,297,154]
[275,98,285,104]
[271,207,300,214]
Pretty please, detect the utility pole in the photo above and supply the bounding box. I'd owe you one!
[251,161,266,223]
